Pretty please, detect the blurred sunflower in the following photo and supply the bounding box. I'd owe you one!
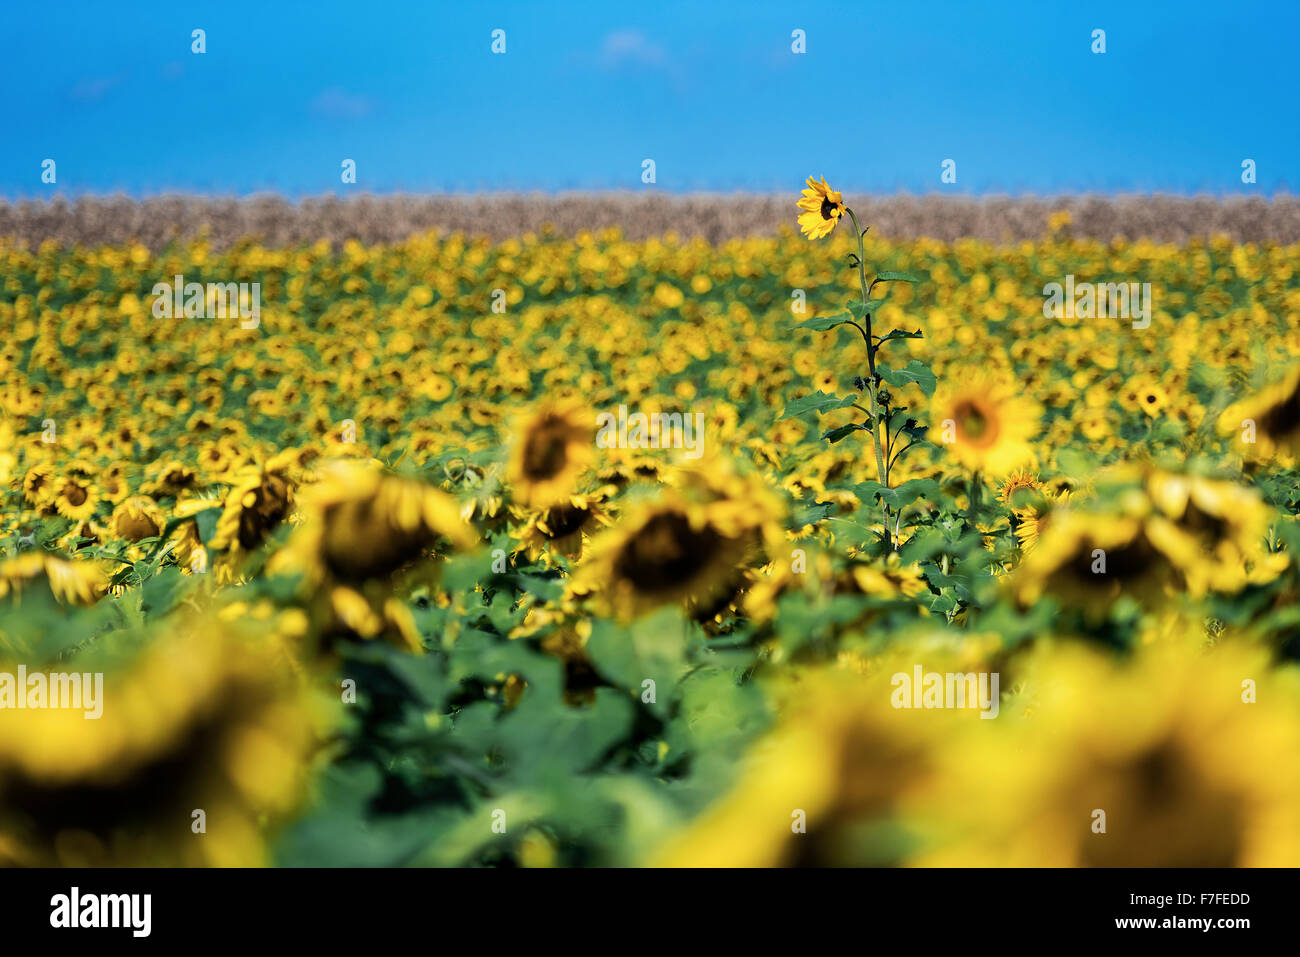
[269,460,474,651]
[1011,508,1176,614]
[1219,363,1300,462]
[507,402,595,507]
[796,177,846,240]
[110,495,166,543]
[21,463,56,508]
[209,457,296,559]
[0,619,333,866]
[911,641,1300,866]
[0,552,106,605]
[654,657,986,867]
[1143,470,1282,596]
[515,491,612,562]
[929,372,1041,477]
[577,464,783,620]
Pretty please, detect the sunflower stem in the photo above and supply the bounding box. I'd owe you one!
[845,207,892,553]
[969,470,983,532]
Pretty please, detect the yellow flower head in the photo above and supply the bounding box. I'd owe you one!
[796,176,846,240]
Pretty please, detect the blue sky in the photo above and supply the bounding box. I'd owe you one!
[3,0,1296,197]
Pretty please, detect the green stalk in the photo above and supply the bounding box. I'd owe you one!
[845,207,892,552]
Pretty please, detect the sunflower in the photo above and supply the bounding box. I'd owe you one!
[653,657,984,867]
[998,469,1042,506]
[52,476,98,523]
[577,464,784,620]
[1218,363,1300,463]
[507,401,595,508]
[110,495,166,542]
[21,462,56,508]
[929,372,1042,477]
[1013,488,1071,551]
[269,460,475,651]
[796,176,846,240]
[1011,507,1176,614]
[911,640,1300,866]
[1143,470,1280,596]
[0,618,333,866]
[209,459,296,558]
[847,554,930,599]
[0,552,106,605]
[143,460,200,499]
[515,492,612,562]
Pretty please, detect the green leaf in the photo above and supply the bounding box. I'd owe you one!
[821,423,869,444]
[874,270,924,284]
[879,478,941,510]
[878,360,937,397]
[780,391,859,420]
[793,311,854,332]
[877,328,923,345]
[193,506,223,544]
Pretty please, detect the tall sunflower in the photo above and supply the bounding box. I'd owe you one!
[796,177,846,240]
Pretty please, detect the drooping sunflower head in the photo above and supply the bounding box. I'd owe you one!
[143,460,200,499]
[273,459,475,587]
[1143,470,1281,596]
[110,495,166,543]
[930,372,1042,477]
[796,176,846,240]
[515,491,612,563]
[21,462,56,508]
[209,461,296,558]
[578,498,746,619]
[577,464,784,621]
[507,401,595,507]
[1011,507,1176,615]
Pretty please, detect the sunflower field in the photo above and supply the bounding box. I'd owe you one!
[3,193,1300,868]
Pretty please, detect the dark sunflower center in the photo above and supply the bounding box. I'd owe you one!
[523,421,569,481]
[1062,533,1161,586]
[64,485,88,506]
[614,511,723,593]
[323,500,434,581]
[237,478,291,550]
[1079,739,1242,867]
[1180,500,1230,544]
[954,400,997,444]
[1260,381,1300,438]
[820,197,838,220]
[544,503,590,539]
